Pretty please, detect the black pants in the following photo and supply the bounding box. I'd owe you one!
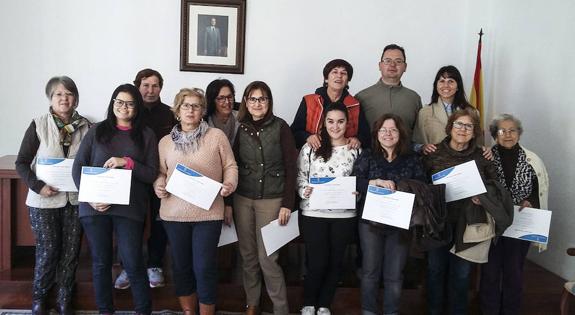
[300,215,356,308]
[147,189,167,268]
[29,204,82,304]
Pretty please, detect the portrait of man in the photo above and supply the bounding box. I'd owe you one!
[198,15,228,57]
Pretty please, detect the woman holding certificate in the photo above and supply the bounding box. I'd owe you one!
[423,108,497,315]
[352,114,426,315]
[16,76,90,315]
[72,84,158,315]
[479,114,549,315]
[153,88,238,315]
[233,81,297,315]
[297,103,360,315]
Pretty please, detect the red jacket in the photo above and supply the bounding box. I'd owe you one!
[303,94,360,138]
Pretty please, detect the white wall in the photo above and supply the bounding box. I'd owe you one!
[1,0,574,279]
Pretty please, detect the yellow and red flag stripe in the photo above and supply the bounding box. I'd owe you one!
[470,29,484,128]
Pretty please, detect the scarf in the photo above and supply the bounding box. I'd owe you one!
[49,107,88,147]
[209,112,236,143]
[492,144,534,204]
[171,120,209,154]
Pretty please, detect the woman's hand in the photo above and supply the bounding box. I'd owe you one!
[471,196,482,205]
[278,207,291,226]
[421,144,437,155]
[39,184,59,197]
[90,202,111,212]
[306,134,321,151]
[153,179,169,199]
[103,157,127,168]
[518,200,532,211]
[303,186,313,199]
[482,146,494,161]
[224,205,233,226]
[369,179,396,191]
[220,182,235,197]
[347,137,361,150]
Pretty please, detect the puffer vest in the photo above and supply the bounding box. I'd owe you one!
[26,113,90,208]
[304,94,361,138]
[236,116,285,199]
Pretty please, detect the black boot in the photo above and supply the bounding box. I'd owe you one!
[31,299,47,315]
[57,302,74,315]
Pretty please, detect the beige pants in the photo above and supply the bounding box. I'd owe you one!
[233,194,289,315]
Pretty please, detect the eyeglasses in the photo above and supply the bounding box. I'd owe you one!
[215,95,234,103]
[113,99,136,109]
[378,128,399,135]
[452,121,474,131]
[246,96,269,104]
[497,128,518,135]
[181,103,203,111]
[381,58,405,66]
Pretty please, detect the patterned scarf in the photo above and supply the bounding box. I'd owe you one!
[49,107,88,147]
[492,144,534,204]
[171,120,209,154]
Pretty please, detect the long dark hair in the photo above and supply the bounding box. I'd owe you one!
[315,103,348,161]
[430,65,471,111]
[205,79,236,118]
[95,84,146,149]
[371,113,411,160]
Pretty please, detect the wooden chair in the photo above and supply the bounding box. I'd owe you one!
[560,248,575,315]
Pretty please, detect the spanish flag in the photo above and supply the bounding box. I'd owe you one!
[470,29,484,128]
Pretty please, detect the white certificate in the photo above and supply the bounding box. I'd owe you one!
[165,164,222,211]
[35,157,77,192]
[362,185,415,230]
[218,221,238,247]
[261,211,300,256]
[503,206,552,245]
[308,176,356,210]
[78,167,132,205]
[432,160,487,202]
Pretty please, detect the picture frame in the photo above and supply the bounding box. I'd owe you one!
[180,0,246,74]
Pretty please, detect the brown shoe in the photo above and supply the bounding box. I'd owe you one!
[245,305,260,315]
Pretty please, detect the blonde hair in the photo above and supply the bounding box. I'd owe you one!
[172,88,207,118]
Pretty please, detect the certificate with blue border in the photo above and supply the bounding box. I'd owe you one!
[36,157,77,192]
[503,206,552,245]
[165,163,222,211]
[78,167,132,205]
[361,185,415,230]
[432,160,486,202]
[308,176,356,210]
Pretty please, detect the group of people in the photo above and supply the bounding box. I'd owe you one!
[15,43,549,315]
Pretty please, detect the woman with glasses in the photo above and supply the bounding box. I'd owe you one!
[205,79,239,145]
[291,59,370,150]
[233,81,297,315]
[16,76,90,315]
[72,84,158,315]
[153,88,238,315]
[352,114,426,315]
[479,114,548,315]
[423,108,497,315]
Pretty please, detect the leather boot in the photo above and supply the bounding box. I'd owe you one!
[178,293,198,315]
[31,299,47,315]
[57,302,74,315]
[199,303,215,315]
[245,305,260,315]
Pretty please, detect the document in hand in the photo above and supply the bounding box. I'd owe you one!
[78,167,132,205]
[218,221,238,247]
[503,206,552,245]
[165,164,222,211]
[36,157,77,192]
[362,185,415,230]
[432,160,486,202]
[309,176,356,210]
[261,211,300,256]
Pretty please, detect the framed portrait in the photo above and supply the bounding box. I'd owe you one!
[180,0,246,74]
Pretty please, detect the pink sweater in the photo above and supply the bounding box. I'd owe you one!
[157,128,238,222]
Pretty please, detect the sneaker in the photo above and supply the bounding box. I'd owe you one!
[114,270,130,289]
[317,307,331,315]
[300,306,315,315]
[147,267,165,288]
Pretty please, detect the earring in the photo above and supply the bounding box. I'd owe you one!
[176,116,181,121]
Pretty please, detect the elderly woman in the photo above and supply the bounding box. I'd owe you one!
[423,108,497,315]
[233,81,297,315]
[205,79,239,145]
[353,114,426,315]
[154,88,238,315]
[291,58,371,150]
[480,114,549,315]
[72,84,158,315]
[15,76,90,315]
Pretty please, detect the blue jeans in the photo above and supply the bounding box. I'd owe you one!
[427,244,472,315]
[81,215,151,314]
[359,222,409,315]
[163,220,222,304]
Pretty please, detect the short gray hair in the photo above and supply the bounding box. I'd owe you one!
[489,113,523,139]
[45,76,79,107]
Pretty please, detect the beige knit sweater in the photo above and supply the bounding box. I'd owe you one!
[156,127,238,222]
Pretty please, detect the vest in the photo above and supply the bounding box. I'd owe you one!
[303,94,361,138]
[236,116,285,199]
[26,113,90,208]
